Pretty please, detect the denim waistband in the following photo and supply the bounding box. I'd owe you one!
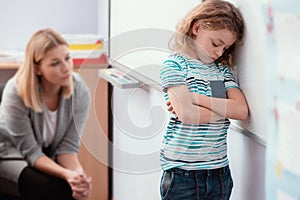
[169,165,229,177]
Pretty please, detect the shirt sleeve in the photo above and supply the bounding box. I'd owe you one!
[160,57,187,93]
[221,65,239,90]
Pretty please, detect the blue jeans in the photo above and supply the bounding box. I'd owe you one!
[160,165,233,200]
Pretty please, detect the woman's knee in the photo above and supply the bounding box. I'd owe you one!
[18,167,74,200]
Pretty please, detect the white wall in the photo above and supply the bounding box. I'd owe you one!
[231,0,270,143]
[109,0,199,76]
[112,85,168,200]
[228,129,265,200]
[0,0,100,50]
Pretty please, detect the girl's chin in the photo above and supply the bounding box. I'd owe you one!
[195,53,214,63]
[196,56,214,64]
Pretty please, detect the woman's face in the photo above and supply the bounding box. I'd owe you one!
[192,23,237,63]
[36,44,73,90]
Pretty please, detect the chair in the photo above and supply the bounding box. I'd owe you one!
[0,84,22,200]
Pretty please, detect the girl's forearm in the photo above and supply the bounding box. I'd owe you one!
[191,89,248,120]
[179,103,224,124]
[167,85,225,124]
[192,93,227,116]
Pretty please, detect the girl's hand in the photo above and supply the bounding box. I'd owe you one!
[166,100,176,114]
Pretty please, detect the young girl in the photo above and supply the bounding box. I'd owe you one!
[0,28,92,200]
[160,0,248,199]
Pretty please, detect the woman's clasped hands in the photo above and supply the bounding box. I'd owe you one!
[66,170,92,200]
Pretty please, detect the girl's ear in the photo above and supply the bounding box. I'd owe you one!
[192,22,201,35]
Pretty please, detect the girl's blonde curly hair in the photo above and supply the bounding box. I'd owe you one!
[169,0,245,67]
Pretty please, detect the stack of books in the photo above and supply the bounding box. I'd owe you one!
[0,50,24,64]
[63,34,107,66]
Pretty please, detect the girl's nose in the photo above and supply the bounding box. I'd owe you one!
[215,48,224,57]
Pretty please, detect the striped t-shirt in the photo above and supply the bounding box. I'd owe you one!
[160,53,239,170]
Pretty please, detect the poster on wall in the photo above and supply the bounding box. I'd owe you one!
[266,0,300,199]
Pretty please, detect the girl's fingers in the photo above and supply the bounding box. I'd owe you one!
[166,100,171,106]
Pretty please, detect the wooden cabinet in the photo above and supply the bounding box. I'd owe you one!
[0,64,18,84]
[76,65,109,200]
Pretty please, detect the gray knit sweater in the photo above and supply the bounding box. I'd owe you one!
[0,73,91,166]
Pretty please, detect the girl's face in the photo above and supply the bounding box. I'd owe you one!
[36,44,73,91]
[192,23,237,63]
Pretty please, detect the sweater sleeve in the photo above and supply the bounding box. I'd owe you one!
[55,73,91,155]
[1,78,44,166]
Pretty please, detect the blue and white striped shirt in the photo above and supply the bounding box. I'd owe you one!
[160,53,239,170]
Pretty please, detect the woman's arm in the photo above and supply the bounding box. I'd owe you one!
[56,153,83,171]
[191,87,248,120]
[34,154,88,183]
[56,154,92,200]
[167,85,224,124]
[53,74,92,199]
[34,155,73,179]
[35,155,91,200]
[55,74,91,156]
[2,79,45,165]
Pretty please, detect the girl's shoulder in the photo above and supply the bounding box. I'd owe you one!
[169,53,206,67]
[214,62,234,73]
[168,52,188,63]
[164,52,191,69]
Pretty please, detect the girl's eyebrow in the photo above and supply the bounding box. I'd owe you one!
[216,39,225,45]
[215,38,234,48]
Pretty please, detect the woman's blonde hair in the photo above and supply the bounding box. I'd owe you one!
[169,0,245,67]
[15,28,74,112]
